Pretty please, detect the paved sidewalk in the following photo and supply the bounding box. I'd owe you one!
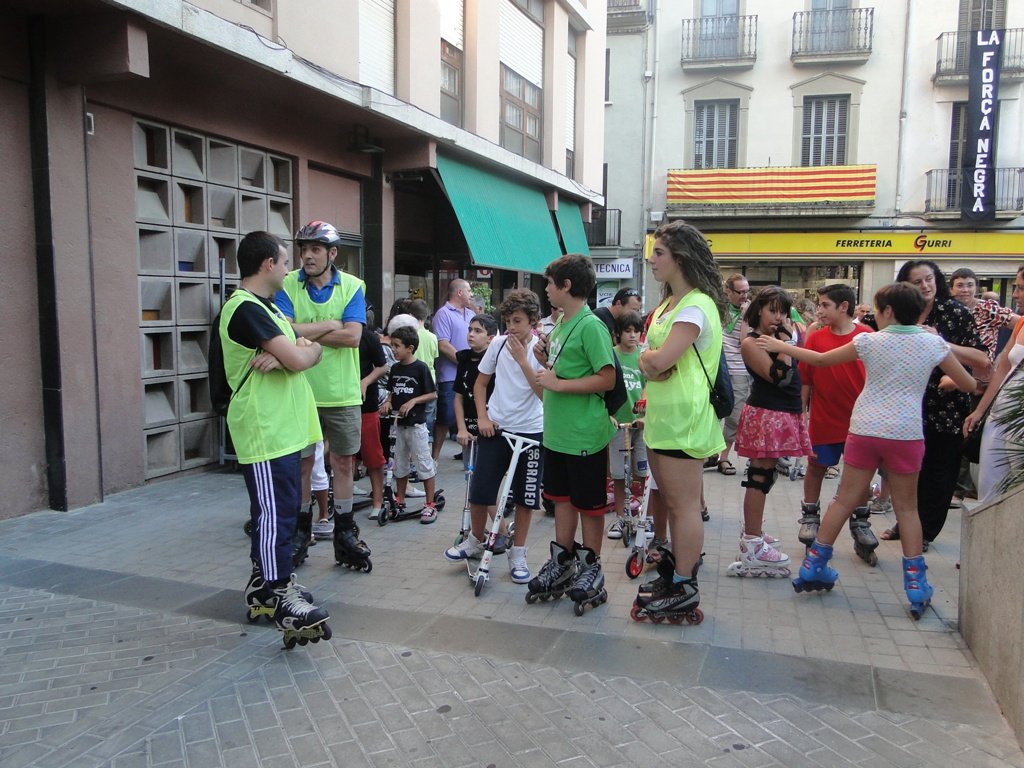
[0,450,1020,767]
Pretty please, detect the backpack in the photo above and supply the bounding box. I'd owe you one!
[552,314,628,417]
[209,309,254,417]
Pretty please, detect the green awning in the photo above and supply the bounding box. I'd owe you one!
[435,154,563,274]
[554,198,590,256]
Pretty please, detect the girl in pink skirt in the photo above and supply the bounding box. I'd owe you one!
[730,286,812,577]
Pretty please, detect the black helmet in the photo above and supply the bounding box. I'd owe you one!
[294,220,341,248]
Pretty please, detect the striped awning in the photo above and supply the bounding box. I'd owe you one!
[667,165,876,206]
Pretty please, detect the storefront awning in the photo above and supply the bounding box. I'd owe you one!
[554,199,590,256]
[436,154,563,274]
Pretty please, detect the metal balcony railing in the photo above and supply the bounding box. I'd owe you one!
[935,29,1024,78]
[608,0,643,8]
[924,168,1024,213]
[792,8,873,59]
[584,208,621,248]
[681,15,757,67]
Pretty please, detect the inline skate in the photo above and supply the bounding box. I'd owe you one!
[797,500,821,549]
[568,546,607,616]
[334,517,372,572]
[525,542,576,604]
[244,567,315,624]
[631,551,703,625]
[792,541,839,593]
[727,534,791,578]
[271,575,332,649]
[849,505,879,566]
[903,555,933,620]
[291,507,313,567]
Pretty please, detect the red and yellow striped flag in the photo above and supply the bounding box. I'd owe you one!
[667,165,876,205]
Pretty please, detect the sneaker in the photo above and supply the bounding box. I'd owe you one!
[509,546,531,584]
[312,518,334,536]
[406,485,426,498]
[762,531,781,547]
[868,498,893,514]
[367,507,381,520]
[353,484,370,497]
[645,518,655,540]
[607,517,624,540]
[445,534,484,561]
[949,496,963,509]
[727,535,791,577]
[420,503,438,524]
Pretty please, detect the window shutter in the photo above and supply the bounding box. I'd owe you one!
[359,0,396,95]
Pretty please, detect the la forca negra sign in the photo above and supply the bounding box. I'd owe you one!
[963,29,1003,222]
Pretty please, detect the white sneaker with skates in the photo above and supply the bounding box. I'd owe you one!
[727,535,791,578]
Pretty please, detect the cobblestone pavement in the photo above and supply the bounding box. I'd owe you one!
[0,451,1020,767]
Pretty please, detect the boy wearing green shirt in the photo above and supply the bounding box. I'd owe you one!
[529,254,617,614]
[607,310,649,539]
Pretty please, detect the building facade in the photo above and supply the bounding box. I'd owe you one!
[600,0,1024,309]
[0,0,606,517]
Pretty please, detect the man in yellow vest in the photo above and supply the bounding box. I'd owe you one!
[275,221,371,570]
[222,230,330,643]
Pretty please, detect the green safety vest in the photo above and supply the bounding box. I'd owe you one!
[219,291,321,463]
[281,269,365,407]
[643,290,726,459]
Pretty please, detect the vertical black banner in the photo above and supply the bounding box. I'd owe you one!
[963,29,1002,221]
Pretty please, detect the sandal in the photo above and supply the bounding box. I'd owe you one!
[419,504,438,525]
[703,455,719,470]
[701,506,710,522]
[824,466,840,480]
[880,524,900,541]
[717,460,737,476]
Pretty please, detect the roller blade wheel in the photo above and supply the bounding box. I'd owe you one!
[630,600,704,625]
[337,555,373,573]
[622,526,635,549]
[474,572,486,597]
[792,578,835,594]
[855,544,879,567]
[243,520,253,537]
[572,589,607,617]
[282,622,330,650]
[626,552,644,579]
[525,589,565,604]
[246,605,274,624]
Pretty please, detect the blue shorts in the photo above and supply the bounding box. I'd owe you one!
[809,442,845,467]
[435,381,456,426]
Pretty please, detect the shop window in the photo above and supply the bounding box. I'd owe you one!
[801,95,848,166]
[694,100,739,169]
[501,64,542,163]
[441,40,463,128]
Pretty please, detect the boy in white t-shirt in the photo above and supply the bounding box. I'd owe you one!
[444,290,545,584]
[758,282,975,619]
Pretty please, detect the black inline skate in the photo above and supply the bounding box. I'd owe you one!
[525,542,576,604]
[292,506,314,567]
[271,575,332,649]
[568,546,608,616]
[798,500,821,549]
[334,516,372,572]
[244,568,315,624]
[849,505,878,566]
[638,548,703,599]
[631,552,704,625]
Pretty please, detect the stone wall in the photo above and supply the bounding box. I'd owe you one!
[960,485,1024,748]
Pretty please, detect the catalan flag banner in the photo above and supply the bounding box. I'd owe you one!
[666,165,876,205]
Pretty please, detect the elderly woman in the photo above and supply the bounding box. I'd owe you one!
[878,261,989,549]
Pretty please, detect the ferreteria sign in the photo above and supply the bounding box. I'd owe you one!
[964,29,1003,222]
[666,231,1024,257]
